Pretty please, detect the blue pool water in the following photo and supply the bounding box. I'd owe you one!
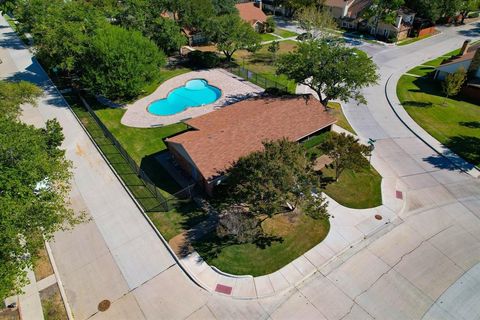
[148,79,221,116]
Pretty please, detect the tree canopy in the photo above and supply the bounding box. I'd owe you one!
[276,40,379,107]
[0,81,81,300]
[214,139,328,243]
[363,0,404,29]
[81,24,166,100]
[216,139,327,217]
[405,0,479,22]
[295,4,337,38]
[320,132,371,181]
[208,14,261,61]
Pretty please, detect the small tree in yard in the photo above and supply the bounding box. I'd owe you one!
[265,16,276,33]
[268,41,280,60]
[320,132,371,181]
[208,14,261,61]
[442,68,467,102]
[276,40,379,109]
[214,139,329,243]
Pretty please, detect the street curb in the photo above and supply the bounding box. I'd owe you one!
[384,73,480,178]
[44,242,74,320]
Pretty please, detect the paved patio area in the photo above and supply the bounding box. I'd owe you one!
[121,69,263,128]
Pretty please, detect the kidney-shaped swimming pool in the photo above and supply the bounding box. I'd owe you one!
[147,79,221,116]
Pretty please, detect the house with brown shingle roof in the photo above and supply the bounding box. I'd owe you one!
[324,0,372,29]
[235,2,268,32]
[435,41,480,81]
[434,40,480,100]
[165,95,336,195]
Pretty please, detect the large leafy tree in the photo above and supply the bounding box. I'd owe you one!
[295,4,337,38]
[33,3,99,73]
[215,139,328,243]
[81,24,166,100]
[147,17,187,55]
[363,0,404,33]
[405,0,478,22]
[212,0,237,15]
[216,139,327,217]
[320,132,371,181]
[0,81,81,300]
[170,0,216,32]
[208,14,261,61]
[276,40,378,108]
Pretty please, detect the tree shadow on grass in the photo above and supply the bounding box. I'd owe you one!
[459,121,480,129]
[445,135,480,166]
[139,152,182,195]
[422,135,480,171]
[183,231,283,261]
[401,100,433,108]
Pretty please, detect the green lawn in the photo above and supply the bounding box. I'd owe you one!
[328,102,356,134]
[195,213,329,276]
[397,33,435,46]
[148,201,209,241]
[274,28,298,38]
[397,75,480,166]
[260,33,279,42]
[323,166,382,209]
[231,41,298,93]
[94,108,187,163]
[304,131,382,209]
[405,65,436,77]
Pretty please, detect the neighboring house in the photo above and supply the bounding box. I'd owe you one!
[367,7,416,41]
[324,0,372,29]
[435,41,480,80]
[235,1,268,32]
[434,40,480,100]
[165,96,337,195]
[181,27,208,46]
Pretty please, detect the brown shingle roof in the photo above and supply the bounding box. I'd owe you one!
[439,43,480,67]
[325,0,354,8]
[235,2,267,25]
[166,96,336,181]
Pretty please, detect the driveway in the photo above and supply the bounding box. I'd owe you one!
[2,15,480,319]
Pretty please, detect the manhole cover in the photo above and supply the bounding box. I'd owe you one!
[375,214,383,220]
[98,300,111,312]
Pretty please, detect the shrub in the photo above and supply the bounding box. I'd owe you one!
[468,12,479,18]
[265,16,276,33]
[186,50,220,69]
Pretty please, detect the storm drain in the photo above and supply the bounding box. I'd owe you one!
[98,300,111,312]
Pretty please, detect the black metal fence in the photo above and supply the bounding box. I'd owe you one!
[228,65,292,93]
[78,96,174,211]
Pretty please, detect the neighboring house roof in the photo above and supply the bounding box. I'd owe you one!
[235,2,267,26]
[324,0,354,8]
[166,96,336,181]
[438,43,480,69]
[347,0,371,18]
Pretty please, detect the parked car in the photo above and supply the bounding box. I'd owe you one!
[297,32,313,41]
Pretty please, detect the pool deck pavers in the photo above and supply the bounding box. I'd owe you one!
[121,69,264,128]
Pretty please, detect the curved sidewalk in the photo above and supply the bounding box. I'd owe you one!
[178,173,406,299]
[385,71,480,178]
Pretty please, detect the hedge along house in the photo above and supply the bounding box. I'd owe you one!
[165,96,337,195]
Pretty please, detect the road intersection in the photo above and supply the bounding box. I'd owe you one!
[1,15,480,320]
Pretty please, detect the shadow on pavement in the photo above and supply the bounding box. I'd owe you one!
[0,30,25,50]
